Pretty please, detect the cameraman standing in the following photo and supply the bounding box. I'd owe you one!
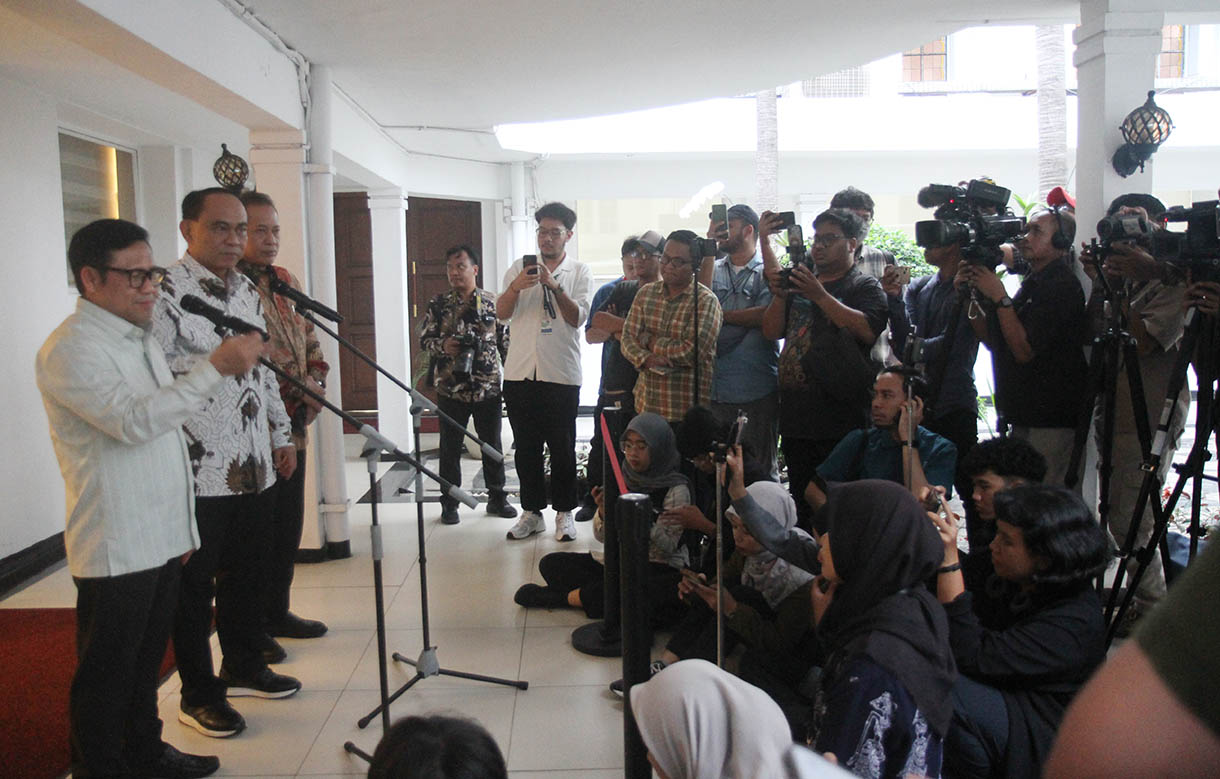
[420,245,514,525]
[960,208,1088,487]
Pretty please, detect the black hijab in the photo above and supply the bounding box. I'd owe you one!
[621,413,690,495]
[818,480,956,736]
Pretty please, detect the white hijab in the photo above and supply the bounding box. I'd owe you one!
[738,481,815,609]
[629,659,792,779]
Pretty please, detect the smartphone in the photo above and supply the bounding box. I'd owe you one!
[885,265,911,285]
[773,211,796,230]
[710,204,728,238]
[786,224,804,249]
[522,254,538,275]
[924,490,951,523]
[816,576,833,594]
[680,568,705,585]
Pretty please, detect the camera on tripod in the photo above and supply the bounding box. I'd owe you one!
[1156,200,1220,275]
[778,225,812,289]
[451,332,479,377]
[914,179,1026,269]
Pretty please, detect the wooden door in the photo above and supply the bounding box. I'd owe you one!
[333,192,378,431]
[406,197,483,431]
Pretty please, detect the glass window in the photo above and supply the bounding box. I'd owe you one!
[1158,25,1185,79]
[59,132,137,285]
[902,39,947,82]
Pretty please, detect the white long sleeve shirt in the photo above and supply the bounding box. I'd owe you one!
[37,299,223,577]
[499,255,593,386]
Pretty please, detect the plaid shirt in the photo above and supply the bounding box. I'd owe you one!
[240,262,329,449]
[620,280,722,421]
[419,288,508,403]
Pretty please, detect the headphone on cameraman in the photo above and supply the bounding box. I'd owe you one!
[1048,206,1072,251]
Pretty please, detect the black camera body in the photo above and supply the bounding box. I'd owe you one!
[452,331,480,377]
[1155,200,1220,272]
[1096,212,1154,246]
[915,179,1025,269]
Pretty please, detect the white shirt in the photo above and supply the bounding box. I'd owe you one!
[500,255,594,385]
[151,253,292,497]
[36,299,223,577]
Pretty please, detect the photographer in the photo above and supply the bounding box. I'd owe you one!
[960,208,1088,487]
[831,186,908,364]
[762,209,889,530]
[1081,194,1189,633]
[420,245,514,525]
[906,238,981,544]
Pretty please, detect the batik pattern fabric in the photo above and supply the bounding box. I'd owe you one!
[419,287,508,403]
[152,253,292,497]
[240,262,329,448]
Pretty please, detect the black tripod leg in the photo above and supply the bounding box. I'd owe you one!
[435,667,530,689]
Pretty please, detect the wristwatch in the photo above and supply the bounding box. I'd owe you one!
[995,295,1014,309]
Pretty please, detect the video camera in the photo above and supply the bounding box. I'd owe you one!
[1156,200,1220,273]
[914,179,1026,269]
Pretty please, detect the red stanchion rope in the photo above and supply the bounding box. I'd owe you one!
[599,411,629,495]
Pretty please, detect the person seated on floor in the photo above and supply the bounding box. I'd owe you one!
[805,368,956,512]
[929,484,1110,779]
[368,714,507,779]
[956,437,1047,629]
[630,658,794,779]
[609,480,815,695]
[809,480,956,778]
[512,412,691,627]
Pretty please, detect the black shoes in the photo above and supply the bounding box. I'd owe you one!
[178,699,246,738]
[441,506,461,524]
[254,632,287,664]
[486,494,518,518]
[574,498,597,523]
[135,743,220,778]
[513,583,569,609]
[267,611,328,639]
[219,665,302,699]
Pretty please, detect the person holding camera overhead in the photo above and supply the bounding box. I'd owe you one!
[420,244,514,526]
[959,207,1087,487]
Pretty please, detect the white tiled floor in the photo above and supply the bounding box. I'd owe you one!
[3,429,639,778]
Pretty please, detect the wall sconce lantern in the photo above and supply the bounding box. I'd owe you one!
[1112,91,1173,178]
[212,143,249,193]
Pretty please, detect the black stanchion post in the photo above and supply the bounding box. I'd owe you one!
[617,492,653,779]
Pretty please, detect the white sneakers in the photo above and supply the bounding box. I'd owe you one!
[554,511,576,542]
[506,511,546,540]
[505,510,577,542]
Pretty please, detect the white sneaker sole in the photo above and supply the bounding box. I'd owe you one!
[178,708,244,738]
[506,522,545,540]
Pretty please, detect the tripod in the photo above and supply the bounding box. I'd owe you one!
[1105,302,1217,643]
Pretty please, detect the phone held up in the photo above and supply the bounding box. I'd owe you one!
[523,254,538,275]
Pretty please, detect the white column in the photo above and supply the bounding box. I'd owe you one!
[306,64,350,553]
[510,162,530,262]
[248,128,330,555]
[367,188,413,450]
[137,145,189,264]
[1073,1,1164,241]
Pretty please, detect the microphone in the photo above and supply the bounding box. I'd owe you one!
[180,294,268,340]
[269,277,344,323]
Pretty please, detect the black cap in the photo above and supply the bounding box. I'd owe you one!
[727,204,759,229]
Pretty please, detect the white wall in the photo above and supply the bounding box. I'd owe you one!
[0,77,78,561]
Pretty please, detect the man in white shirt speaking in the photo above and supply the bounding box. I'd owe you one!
[37,219,263,778]
[496,202,594,543]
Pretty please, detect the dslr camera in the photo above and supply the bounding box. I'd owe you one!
[778,225,812,289]
[914,179,1026,269]
[451,331,480,377]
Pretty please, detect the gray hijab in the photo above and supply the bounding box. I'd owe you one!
[738,481,815,609]
[630,659,792,779]
[621,412,689,494]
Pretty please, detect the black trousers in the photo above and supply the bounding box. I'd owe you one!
[945,674,1010,779]
[665,584,773,661]
[584,391,634,501]
[504,379,580,512]
[537,551,686,627]
[71,558,180,777]
[174,490,274,706]
[780,436,839,533]
[437,394,508,511]
[264,449,306,623]
[924,407,984,551]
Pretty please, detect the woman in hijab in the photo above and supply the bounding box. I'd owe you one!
[513,412,691,625]
[930,484,1109,779]
[810,480,956,779]
[630,659,793,779]
[609,481,815,694]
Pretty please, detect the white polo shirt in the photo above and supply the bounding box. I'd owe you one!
[500,254,593,386]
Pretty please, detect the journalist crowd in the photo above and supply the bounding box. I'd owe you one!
[35,181,1220,778]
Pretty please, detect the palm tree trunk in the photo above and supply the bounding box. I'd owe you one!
[1036,25,1068,199]
[754,88,778,211]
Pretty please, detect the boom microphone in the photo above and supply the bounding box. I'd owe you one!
[269,276,344,323]
[180,294,268,340]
